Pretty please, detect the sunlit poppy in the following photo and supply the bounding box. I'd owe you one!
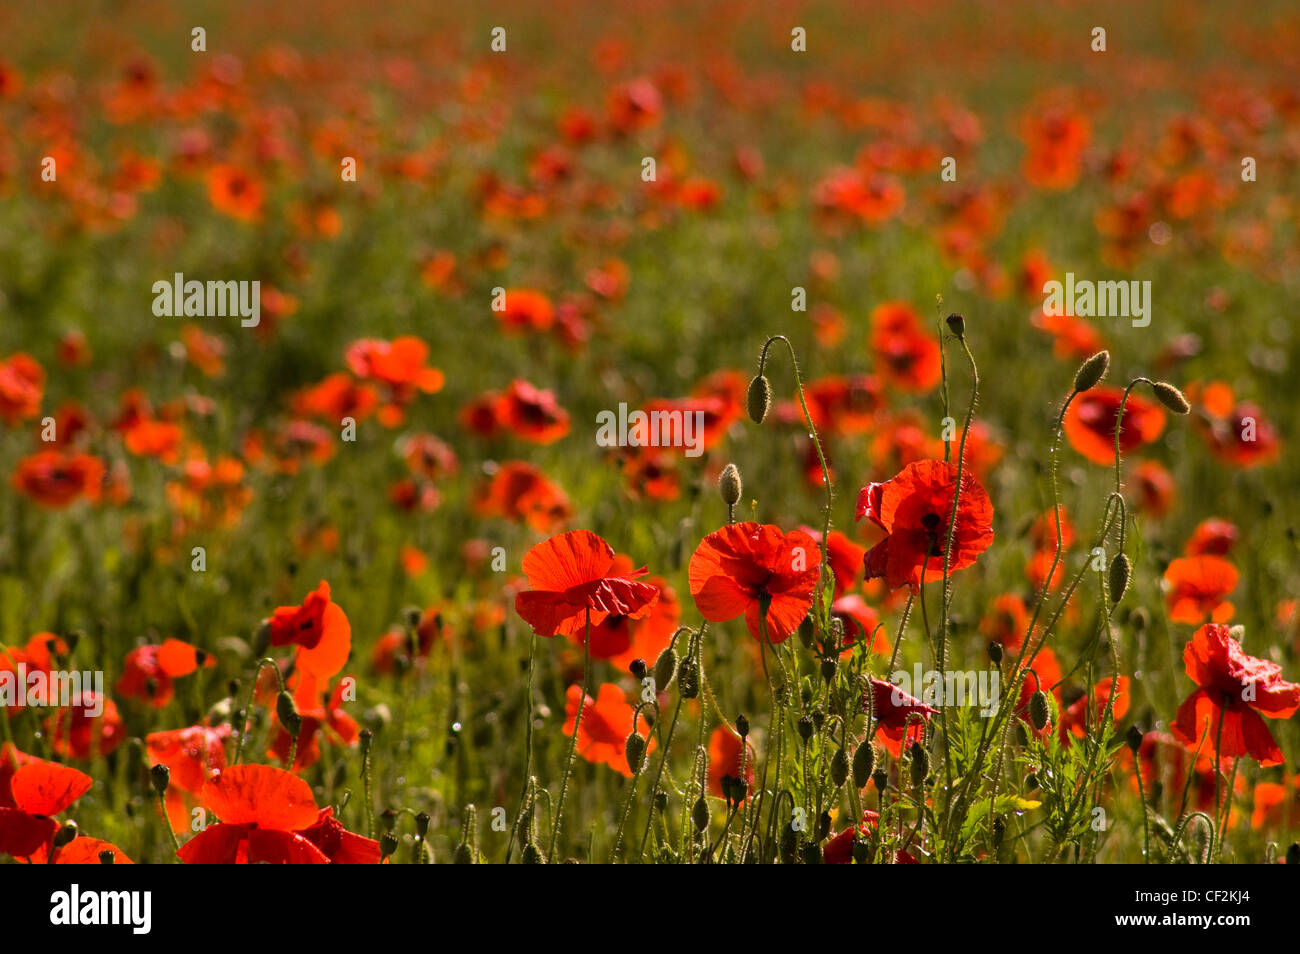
[267,580,352,678]
[515,530,659,638]
[562,683,653,777]
[1164,555,1238,624]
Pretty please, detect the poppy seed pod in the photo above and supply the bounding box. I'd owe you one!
[380,832,399,858]
[831,748,849,786]
[797,713,814,742]
[629,658,647,681]
[909,745,929,787]
[98,850,115,864]
[719,463,743,506]
[987,641,1004,666]
[1072,350,1110,393]
[149,763,171,796]
[1109,552,1131,603]
[736,713,750,738]
[53,822,78,848]
[852,739,876,788]
[746,373,772,424]
[945,313,966,338]
[625,732,646,773]
[1029,690,1051,731]
[653,646,677,691]
[1150,381,1191,414]
[872,767,888,792]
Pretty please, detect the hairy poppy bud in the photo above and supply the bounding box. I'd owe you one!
[150,763,170,796]
[54,822,78,848]
[1150,381,1190,414]
[276,690,302,738]
[852,739,876,788]
[380,808,399,832]
[1072,350,1110,393]
[719,463,743,506]
[815,811,832,841]
[797,714,814,742]
[987,641,1003,666]
[1126,723,1144,755]
[521,843,542,864]
[692,796,710,832]
[1109,552,1131,603]
[831,748,849,787]
[812,708,826,731]
[653,647,677,691]
[946,313,966,338]
[909,744,930,788]
[1029,690,1050,731]
[654,791,668,813]
[736,714,749,738]
[746,374,772,424]
[1015,721,1030,747]
[625,732,646,773]
[454,842,473,864]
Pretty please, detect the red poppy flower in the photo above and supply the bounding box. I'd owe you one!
[869,302,941,393]
[1059,676,1130,743]
[497,379,571,444]
[707,726,756,803]
[268,673,359,772]
[46,692,125,759]
[473,461,573,532]
[865,678,935,757]
[800,527,866,598]
[515,530,659,638]
[296,807,382,864]
[1184,518,1238,557]
[689,522,821,643]
[147,724,230,832]
[1063,387,1165,464]
[0,747,92,861]
[856,459,994,591]
[562,683,654,777]
[177,764,333,864]
[1164,556,1238,624]
[11,450,105,508]
[207,164,264,222]
[578,556,680,670]
[823,809,915,864]
[1170,623,1299,766]
[496,288,555,334]
[117,639,214,708]
[1132,459,1176,518]
[804,375,885,436]
[830,595,890,656]
[980,593,1030,652]
[0,352,45,426]
[268,580,352,678]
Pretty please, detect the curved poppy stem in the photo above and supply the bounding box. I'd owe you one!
[549,608,591,861]
[505,630,538,864]
[232,657,285,764]
[156,788,182,859]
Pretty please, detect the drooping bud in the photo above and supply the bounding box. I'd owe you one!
[1150,381,1191,414]
[1109,552,1131,603]
[719,463,743,506]
[625,732,646,773]
[746,374,772,424]
[1029,690,1051,731]
[653,647,677,692]
[1072,350,1110,393]
[691,796,710,832]
[53,822,78,848]
[945,313,966,338]
[276,690,303,738]
[852,739,876,788]
[909,744,930,787]
[831,748,849,787]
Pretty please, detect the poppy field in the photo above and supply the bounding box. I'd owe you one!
[2,0,1300,877]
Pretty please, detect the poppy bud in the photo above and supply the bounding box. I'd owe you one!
[678,659,699,699]
[1015,721,1030,747]
[1072,350,1110,393]
[872,768,888,792]
[454,842,473,864]
[654,791,668,813]
[521,843,542,864]
[629,658,647,681]
[812,708,826,731]
[380,808,398,832]
[945,313,966,338]
[1029,690,1051,731]
[831,748,849,787]
[1109,552,1131,603]
[150,763,170,796]
[379,832,399,858]
[798,614,816,650]
[731,778,747,803]
[1150,381,1190,414]
[1130,607,1149,633]
[852,739,876,788]
[720,774,736,806]
[625,732,646,773]
[653,647,677,691]
[99,849,115,864]
[415,811,430,839]
[736,714,749,738]
[746,374,772,424]
[987,641,1003,666]
[1288,843,1300,866]
[821,659,837,683]
[360,727,374,755]
[909,745,929,788]
[1125,723,1144,755]
[276,690,302,738]
[719,463,743,506]
[692,796,710,831]
[797,714,814,742]
[53,822,78,848]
